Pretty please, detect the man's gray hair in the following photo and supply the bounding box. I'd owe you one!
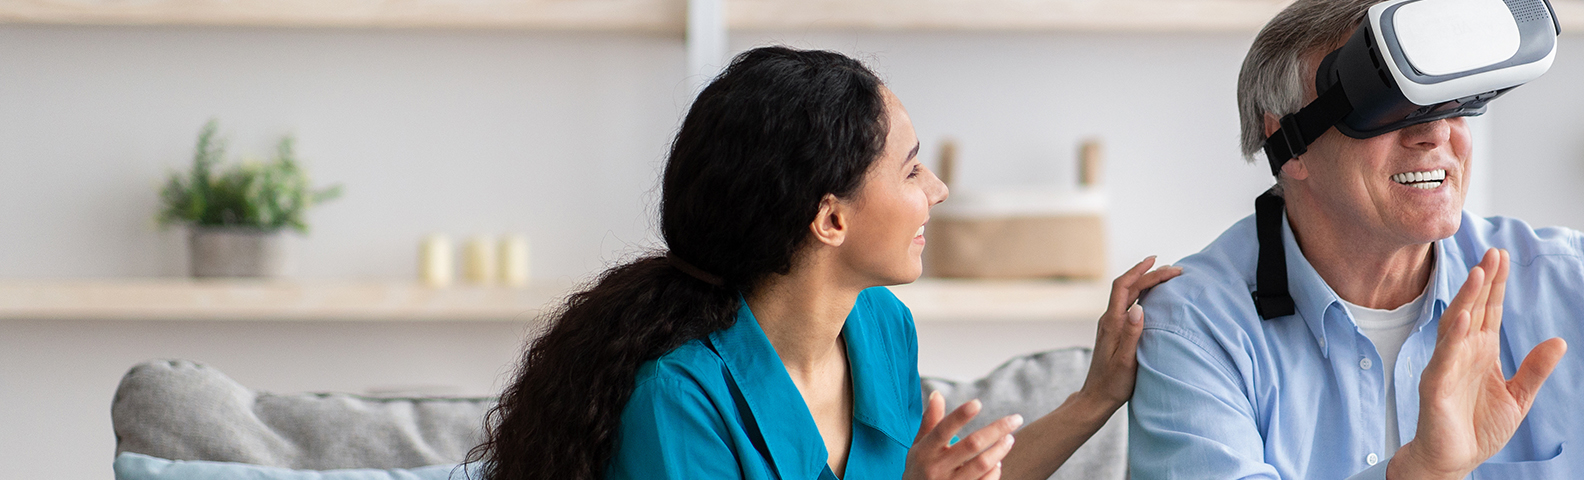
[1237,0,1382,162]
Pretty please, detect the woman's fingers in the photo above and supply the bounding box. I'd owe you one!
[921,399,982,449]
[1108,256,1158,314]
[1115,305,1145,363]
[1132,265,1184,292]
[941,414,1023,471]
[974,462,1003,480]
[915,391,946,444]
[953,430,1015,480]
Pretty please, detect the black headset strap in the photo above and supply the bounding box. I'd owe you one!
[1262,84,1353,176]
[1252,188,1296,320]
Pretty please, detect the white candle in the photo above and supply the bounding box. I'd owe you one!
[462,235,496,285]
[499,234,530,287]
[419,234,453,288]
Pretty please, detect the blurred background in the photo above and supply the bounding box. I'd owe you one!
[3,0,1583,476]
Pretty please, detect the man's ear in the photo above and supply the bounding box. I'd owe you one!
[811,193,847,247]
[1282,154,1310,180]
[1263,113,1281,138]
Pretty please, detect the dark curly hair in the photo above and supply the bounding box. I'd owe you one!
[465,45,890,480]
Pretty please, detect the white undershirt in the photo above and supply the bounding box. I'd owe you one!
[1341,287,1426,451]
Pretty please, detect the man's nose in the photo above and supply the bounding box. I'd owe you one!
[1398,119,1453,151]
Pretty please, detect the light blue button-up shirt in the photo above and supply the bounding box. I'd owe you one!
[607,287,922,479]
[1130,211,1584,479]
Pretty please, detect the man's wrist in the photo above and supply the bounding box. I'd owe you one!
[1385,442,1466,480]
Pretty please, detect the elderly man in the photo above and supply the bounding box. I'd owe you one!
[1129,0,1581,478]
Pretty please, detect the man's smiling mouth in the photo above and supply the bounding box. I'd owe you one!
[1391,169,1446,190]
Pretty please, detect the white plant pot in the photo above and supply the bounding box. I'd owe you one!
[188,226,289,278]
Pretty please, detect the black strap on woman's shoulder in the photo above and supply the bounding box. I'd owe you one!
[1252,188,1296,320]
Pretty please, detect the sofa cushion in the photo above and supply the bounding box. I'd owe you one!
[922,347,1126,480]
[113,452,477,480]
[112,359,494,470]
[114,348,1123,478]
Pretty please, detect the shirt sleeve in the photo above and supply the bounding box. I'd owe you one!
[1128,302,1281,479]
[607,375,744,480]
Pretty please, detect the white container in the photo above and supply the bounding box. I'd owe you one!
[498,235,530,287]
[419,234,454,287]
[462,236,497,285]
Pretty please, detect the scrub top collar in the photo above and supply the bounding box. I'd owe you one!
[708,293,915,480]
[1278,213,1456,359]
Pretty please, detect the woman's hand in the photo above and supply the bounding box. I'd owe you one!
[904,391,1025,480]
[1077,256,1182,410]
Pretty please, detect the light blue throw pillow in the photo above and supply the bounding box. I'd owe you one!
[114,453,480,480]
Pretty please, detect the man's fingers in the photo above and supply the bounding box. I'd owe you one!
[1483,249,1510,334]
[955,432,1014,480]
[941,414,1022,470]
[1509,338,1568,411]
[915,391,945,444]
[923,399,983,449]
[1442,265,1486,338]
[1470,249,1501,332]
[1432,310,1474,361]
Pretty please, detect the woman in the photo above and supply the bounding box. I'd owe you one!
[468,46,1179,480]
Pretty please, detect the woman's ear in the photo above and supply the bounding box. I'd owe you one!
[810,194,847,247]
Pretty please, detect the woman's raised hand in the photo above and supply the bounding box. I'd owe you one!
[1078,256,1182,409]
[904,391,1024,480]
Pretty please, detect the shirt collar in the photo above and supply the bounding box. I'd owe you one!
[1281,213,1459,357]
[709,294,910,479]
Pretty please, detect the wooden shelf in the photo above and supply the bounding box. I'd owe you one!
[0,0,687,32]
[6,0,1581,33]
[0,278,1107,323]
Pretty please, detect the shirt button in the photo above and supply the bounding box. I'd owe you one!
[1360,358,1372,370]
[1367,453,1379,465]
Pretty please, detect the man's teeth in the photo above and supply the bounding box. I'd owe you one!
[916,225,925,237]
[1391,169,1447,189]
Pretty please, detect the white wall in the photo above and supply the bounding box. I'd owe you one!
[3,24,1583,479]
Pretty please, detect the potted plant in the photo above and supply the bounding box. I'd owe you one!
[158,120,342,278]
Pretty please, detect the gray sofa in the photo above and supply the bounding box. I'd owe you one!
[112,348,1125,479]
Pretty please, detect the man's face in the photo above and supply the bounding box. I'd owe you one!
[1284,39,1473,246]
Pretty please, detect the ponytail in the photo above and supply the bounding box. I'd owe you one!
[467,255,738,479]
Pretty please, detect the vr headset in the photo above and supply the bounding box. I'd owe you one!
[1261,0,1559,176]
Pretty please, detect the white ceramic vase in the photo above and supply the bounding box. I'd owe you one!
[188,226,289,278]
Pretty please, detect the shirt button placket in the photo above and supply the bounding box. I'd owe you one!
[1359,357,1372,370]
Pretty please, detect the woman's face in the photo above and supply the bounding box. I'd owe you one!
[837,88,949,285]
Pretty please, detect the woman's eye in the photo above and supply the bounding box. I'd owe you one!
[908,165,920,179]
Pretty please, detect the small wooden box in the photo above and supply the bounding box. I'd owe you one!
[924,138,1108,280]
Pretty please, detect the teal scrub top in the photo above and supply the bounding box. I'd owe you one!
[607,287,923,480]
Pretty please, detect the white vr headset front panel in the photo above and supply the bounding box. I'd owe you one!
[1395,0,1520,75]
[1369,0,1556,105]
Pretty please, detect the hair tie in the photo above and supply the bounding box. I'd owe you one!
[666,252,725,287]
